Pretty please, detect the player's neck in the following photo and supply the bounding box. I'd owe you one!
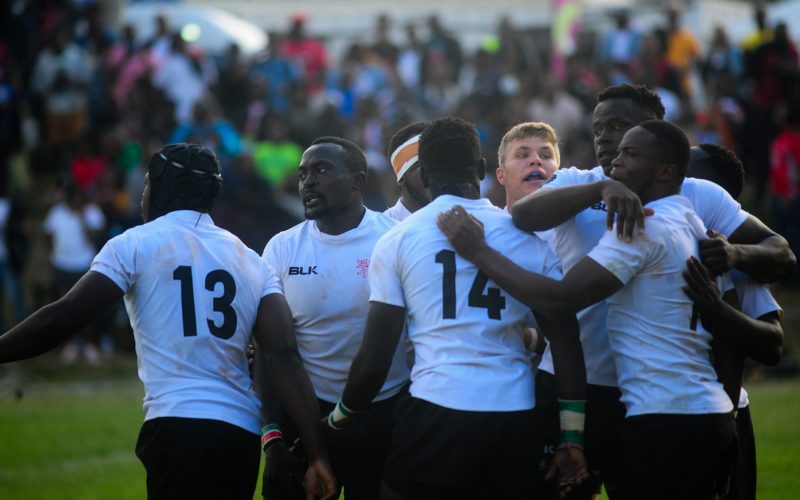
[315,204,366,235]
[429,183,481,200]
[399,191,427,213]
[640,184,681,206]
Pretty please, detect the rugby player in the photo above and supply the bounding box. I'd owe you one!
[683,144,784,500]
[259,137,409,499]
[328,117,589,500]
[0,144,336,500]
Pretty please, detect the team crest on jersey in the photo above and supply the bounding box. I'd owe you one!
[356,259,370,278]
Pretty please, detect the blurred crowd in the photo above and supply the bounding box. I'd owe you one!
[0,0,798,360]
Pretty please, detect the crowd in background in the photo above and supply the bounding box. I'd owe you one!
[0,0,798,360]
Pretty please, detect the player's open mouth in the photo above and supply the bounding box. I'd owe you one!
[304,192,322,206]
[523,172,545,182]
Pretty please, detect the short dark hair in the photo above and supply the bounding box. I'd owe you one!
[690,144,745,200]
[637,120,690,178]
[311,136,368,174]
[387,121,430,157]
[598,84,666,120]
[419,117,481,181]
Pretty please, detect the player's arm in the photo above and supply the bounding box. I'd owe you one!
[0,271,123,363]
[438,207,623,314]
[252,293,337,500]
[701,217,796,283]
[534,305,591,493]
[683,257,783,366]
[512,179,649,241]
[338,302,406,414]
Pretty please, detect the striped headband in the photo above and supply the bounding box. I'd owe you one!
[390,134,420,180]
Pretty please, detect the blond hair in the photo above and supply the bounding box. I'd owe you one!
[497,122,560,167]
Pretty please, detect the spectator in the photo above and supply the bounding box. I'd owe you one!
[770,103,800,284]
[279,14,328,94]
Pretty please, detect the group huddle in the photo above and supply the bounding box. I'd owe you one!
[0,83,793,500]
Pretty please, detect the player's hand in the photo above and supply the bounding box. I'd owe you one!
[304,458,338,500]
[246,344,256,378]
[262,441,305,500]
[682,256,724,321]
[320,415,347,448]
[600,179,652,241]
[436,205,487,262]
[698,229,737,275]
[544,443,591,498]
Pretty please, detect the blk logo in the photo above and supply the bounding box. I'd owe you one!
[289,266,318,275]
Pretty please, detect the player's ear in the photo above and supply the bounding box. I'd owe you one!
[495,165,506,186]
[477,157,486,181]
[657,163,677,183]
[352,169,367,191]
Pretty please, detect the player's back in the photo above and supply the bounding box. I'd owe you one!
[91,210,268,433]
[370,195,561,412]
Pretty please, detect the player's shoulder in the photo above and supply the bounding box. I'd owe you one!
[681,176,728,199]
[541,165,605,189]
[366,207,399,233]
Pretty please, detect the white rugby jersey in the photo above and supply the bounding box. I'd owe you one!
[44,202,106,272]
[732,269,782,409]
[587,195,733,416]
[263,208,409,404]
[384,199,413,222]
[369,195,562,412]
[537,166,749,386]
[90,211,277,434]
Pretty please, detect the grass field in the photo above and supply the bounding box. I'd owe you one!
[0,358,798,500]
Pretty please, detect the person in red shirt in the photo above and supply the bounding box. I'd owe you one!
[279,15,328,94]
[770,103,800,284]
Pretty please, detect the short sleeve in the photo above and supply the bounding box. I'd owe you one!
[685,178,748,237]
[368,231,405,308]
[539,166,591,191]
[90,233,136,293]
[261,261,283,297]
[586,229,651,285]
[261,236,285,295]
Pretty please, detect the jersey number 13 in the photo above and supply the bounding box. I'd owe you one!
[173,265,238,339]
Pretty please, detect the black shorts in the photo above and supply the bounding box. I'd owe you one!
[536,370,626,498]
[727,405,756,500]
[618,412,737,500]
[320,389,404,500]
[135,417,260,500]
[383,392,540,500]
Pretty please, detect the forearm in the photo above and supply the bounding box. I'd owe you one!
[253,348,289,426]
[541,313,587,401]
[512,182,604,232]
[341,351,392,412]
[0,299,88,363]
[265,347,327,460]
[732,235,797,283]
[712,306,783,366]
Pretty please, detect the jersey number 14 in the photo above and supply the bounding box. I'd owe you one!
[435,250,506,320]
[173,265,238,339]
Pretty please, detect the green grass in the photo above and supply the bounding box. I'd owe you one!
[0,361,798,499]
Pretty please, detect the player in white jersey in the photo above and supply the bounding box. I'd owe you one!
[259,137,410,499]
[509,84,796,498]
[496,121,561,357]
[384,122,431,222]
[326,117,589,499]
[0,144,336,500]
[438,121,739,498]
[682,144,784,500]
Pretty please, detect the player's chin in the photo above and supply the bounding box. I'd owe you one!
[304,205,326,220]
